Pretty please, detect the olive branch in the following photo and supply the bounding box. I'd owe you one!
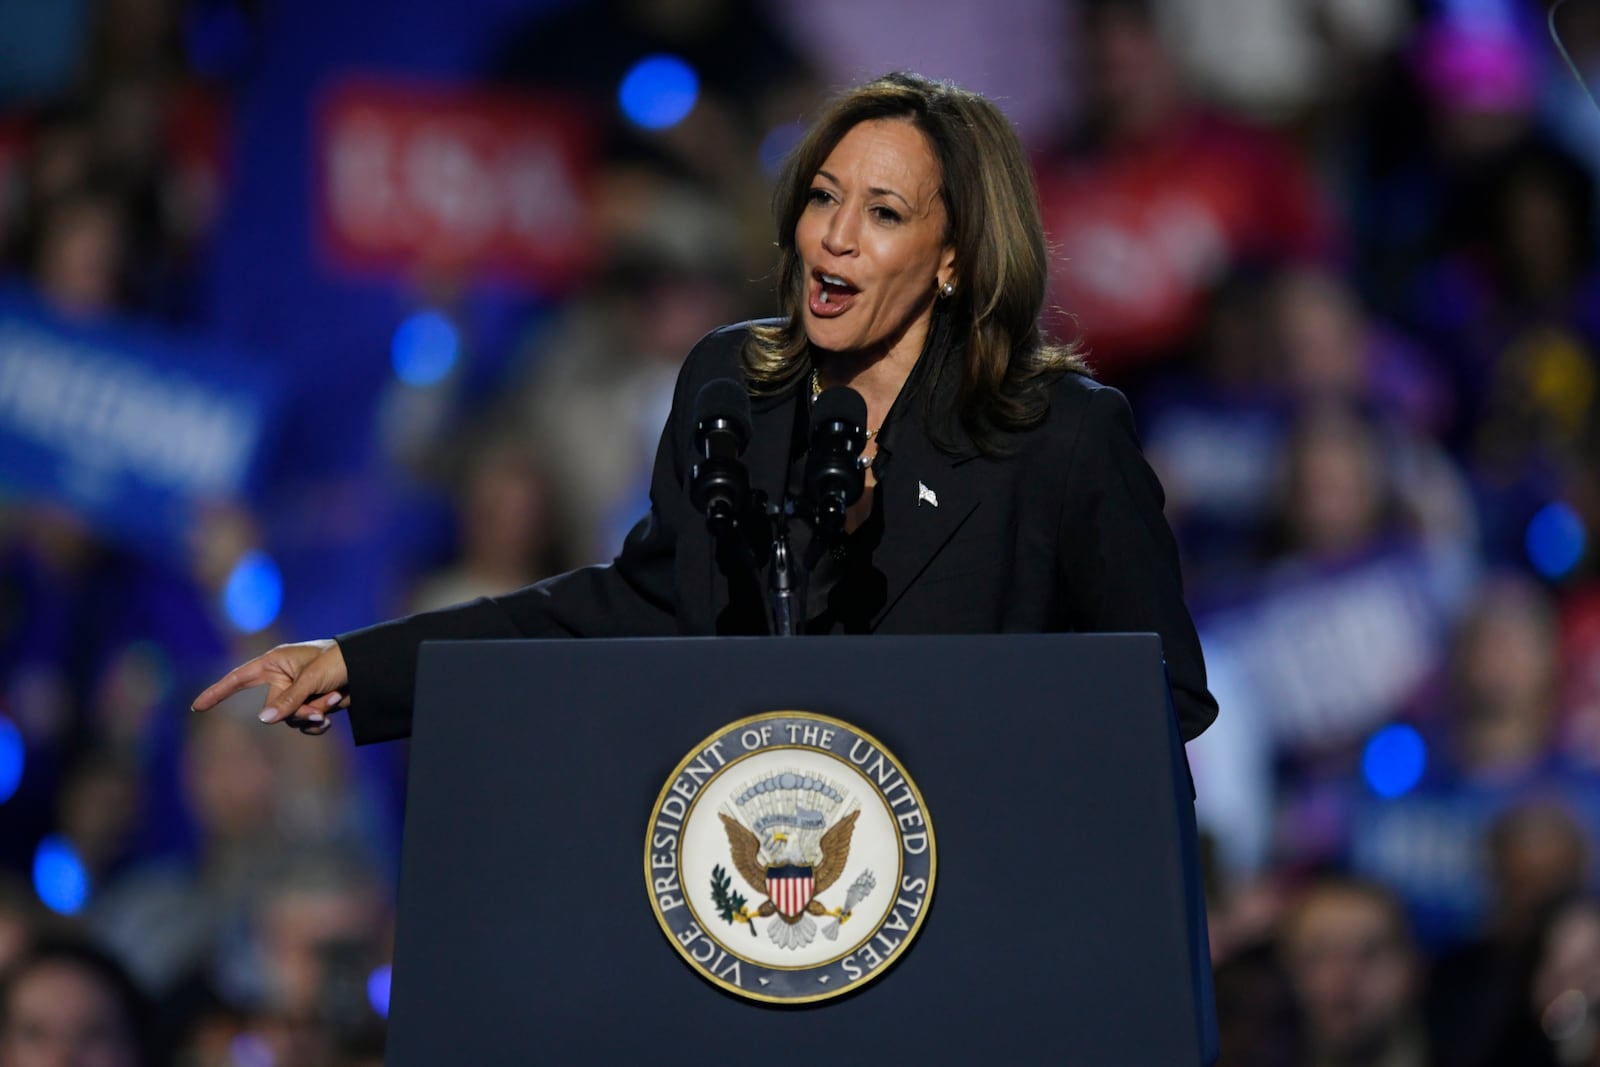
[710,864,756,936]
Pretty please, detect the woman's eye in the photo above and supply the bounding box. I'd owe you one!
[872,206,901,223]
[807,188,833,205]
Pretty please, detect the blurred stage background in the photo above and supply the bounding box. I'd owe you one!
[0,0,1598,1063]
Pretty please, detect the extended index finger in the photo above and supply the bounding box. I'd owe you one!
[191,657,276,712]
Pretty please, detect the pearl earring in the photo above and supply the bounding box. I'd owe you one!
[939,281,955,299]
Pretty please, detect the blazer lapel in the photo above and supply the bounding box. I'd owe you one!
[869,412,985,630]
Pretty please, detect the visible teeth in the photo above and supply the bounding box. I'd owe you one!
[820,289,829,305]
[821,274,849,287]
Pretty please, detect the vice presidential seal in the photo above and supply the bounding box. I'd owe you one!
[645,712,936,1004]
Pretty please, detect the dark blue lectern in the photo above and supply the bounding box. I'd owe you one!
[385,634,1217,1065]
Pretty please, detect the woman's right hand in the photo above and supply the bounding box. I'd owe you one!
[190,639,350,736]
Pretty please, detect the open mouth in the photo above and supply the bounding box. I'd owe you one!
[810,270,859,316]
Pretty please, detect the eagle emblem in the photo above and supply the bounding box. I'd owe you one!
[711,771,877,951]
[648,711,936,1002]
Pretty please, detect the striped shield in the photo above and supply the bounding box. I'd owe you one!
[767,865,815,919]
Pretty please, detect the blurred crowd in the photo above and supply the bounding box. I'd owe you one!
[0,0,1598,1063]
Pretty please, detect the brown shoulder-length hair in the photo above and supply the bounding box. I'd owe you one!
[744,71,1087,456]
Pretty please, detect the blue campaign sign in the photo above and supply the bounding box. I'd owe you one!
[0,288,281,560]
[1192,538,1463,751]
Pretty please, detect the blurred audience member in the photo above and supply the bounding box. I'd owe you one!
[89,704,388,1056]
[1446,145,1600,533]
[1214,933,1300,1067]
[1490,804,1589,978]
[1411,11,1538,165]
[1272,271,1477,591]
[1273,267,1451,437]
[25,183,129,317]
[80,0,185,94]
[1348,579,1585,946]
[56,749,142,888]
[1353,7,1543,319]
[0,0,219,323]
[1281,877,1430,1067]
[409,434,562,614]
[4,103,95,264]
[1036,0,1334,378]
[1140,271,1282,586]
[0,508,108,866]
[1500,895,1600,1067]
[1270,403,1396,565]
[239,848,390,1065]
[1428,802,1591,1067]
[0,876,42,981]
[0,937,150,1067]
[1207,842,1299,1067]
[507,172,746,561]
[1449,576,1565,781]
[88,704,290,1000]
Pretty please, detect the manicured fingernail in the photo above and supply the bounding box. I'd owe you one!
[258,708,277,723]
[308,713,325,724]
[326,693,341,708]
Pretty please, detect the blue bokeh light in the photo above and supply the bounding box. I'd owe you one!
[33,834,89,915]
[618,55,699,130]
[1526,502,1587,580]
[368,964,392,1019]
[390,310,460,388]
[222,551,283,634]
[1363,724,1427,799]
[0,715,21,805]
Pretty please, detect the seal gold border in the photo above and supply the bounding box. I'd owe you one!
[644,710,938,1005]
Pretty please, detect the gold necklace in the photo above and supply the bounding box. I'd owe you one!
[810,368,878,441]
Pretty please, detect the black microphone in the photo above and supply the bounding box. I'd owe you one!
[690,378,752,534]
[804,386,868,540]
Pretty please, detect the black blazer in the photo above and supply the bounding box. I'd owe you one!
[338,321,1218,745]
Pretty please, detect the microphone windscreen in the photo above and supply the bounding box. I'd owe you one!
[811,386,867,432]
[693,378,752,438]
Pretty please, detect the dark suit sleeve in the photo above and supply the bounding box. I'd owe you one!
[335,351,696,746]
[1056,386,1219,742]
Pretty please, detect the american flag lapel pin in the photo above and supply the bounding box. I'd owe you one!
[917,481,939,508]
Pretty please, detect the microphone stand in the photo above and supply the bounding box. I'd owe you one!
[773,384,866,637]
[771,453,860,636]
[767,498,801,637]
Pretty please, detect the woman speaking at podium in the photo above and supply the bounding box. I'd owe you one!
[193,73,1218,747]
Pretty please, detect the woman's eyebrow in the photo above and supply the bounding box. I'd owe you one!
[813,169,913,211]
[869,186,913,210]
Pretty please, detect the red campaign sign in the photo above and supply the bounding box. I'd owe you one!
[315,79,597,289]
[1041,167,1227,361]
[1037,115,1332,373]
